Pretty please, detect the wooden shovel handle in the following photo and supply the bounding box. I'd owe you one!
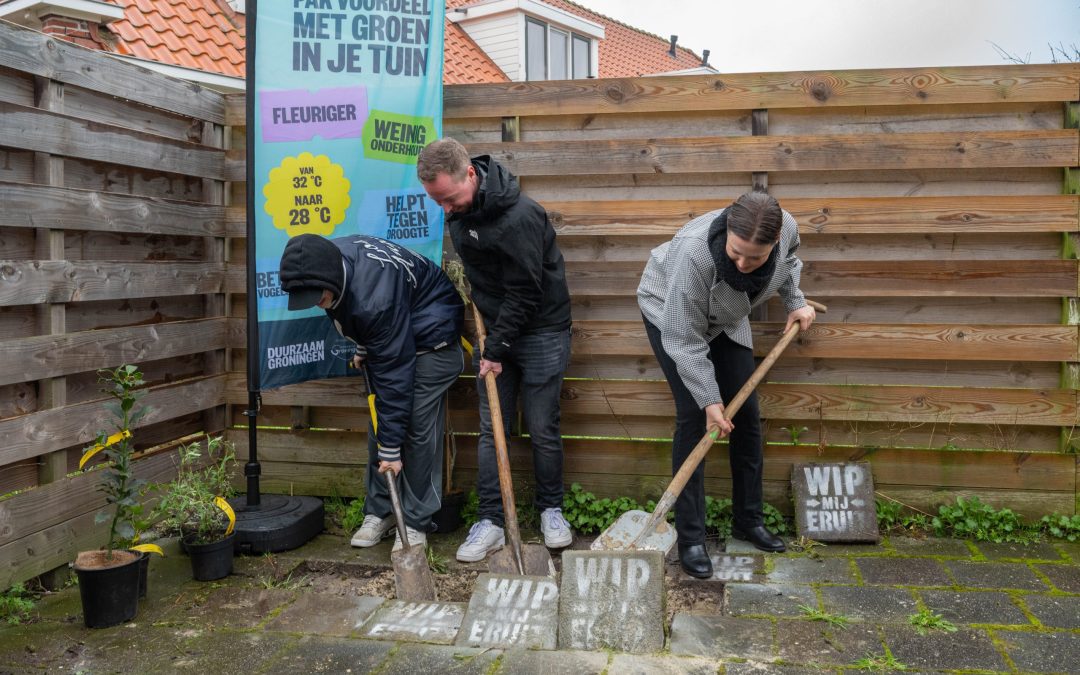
[385,469,411,549]
[471,302,525,575]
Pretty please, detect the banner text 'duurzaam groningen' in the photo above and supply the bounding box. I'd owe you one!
[254,0,446,389]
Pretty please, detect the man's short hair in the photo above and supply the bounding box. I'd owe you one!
[417,138,471,183]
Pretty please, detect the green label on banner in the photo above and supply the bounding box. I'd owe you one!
[363,110,436,164]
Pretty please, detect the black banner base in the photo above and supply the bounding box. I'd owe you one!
[228,494,324,554]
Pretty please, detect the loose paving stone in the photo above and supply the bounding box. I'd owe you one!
[974,540,1064,561]
[916,589,1029,625]
[558,550,664,653]
[361,599,466,644]
[882,625,1007,672]
[792,462,879,542]
[376,643,502,675]
[855,557,951,586]
[818,585,918,622]
[496,647,609,674]
[886,536,974,558]
[1020,594,1080,629]
[712,554,762,582]
[263,592,383,636]
[152,586,297,629]
[996,629,1080,673]
[774,619,881,667]
[263,635,394,674]
[458,574,559,650]
[726,583,817,618]
[1035,562,1080,593]
[945,560,1047,591]
[668,614,774,661]
[608,653,717,674]
[768,557,856,585]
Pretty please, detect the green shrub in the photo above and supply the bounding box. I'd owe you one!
[461,488,479,527]
[0,584,35,625]
[1037,513,1080,542]
[931,496,1034,544]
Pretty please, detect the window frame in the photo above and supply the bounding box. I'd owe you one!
[524,16,592,81]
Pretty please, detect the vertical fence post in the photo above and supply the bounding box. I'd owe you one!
[202,121,228,437]
[1062,101,1080,513]
[750,108,770,323]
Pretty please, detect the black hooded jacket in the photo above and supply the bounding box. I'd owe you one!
[447,156,571,360]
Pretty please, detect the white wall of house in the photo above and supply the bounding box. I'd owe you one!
[460,11,523,80]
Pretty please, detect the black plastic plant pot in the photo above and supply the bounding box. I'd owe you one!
[73,551,141,628]
[185,532,236,581]
[433,490,465,534]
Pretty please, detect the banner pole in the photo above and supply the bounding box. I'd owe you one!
[244,0,261,508]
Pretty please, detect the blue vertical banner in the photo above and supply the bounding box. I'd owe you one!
[252,0,446,390]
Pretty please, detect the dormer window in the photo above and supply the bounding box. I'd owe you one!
[525,17,591,81]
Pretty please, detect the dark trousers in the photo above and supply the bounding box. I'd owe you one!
[643,317,764,545]
[363,344,464,532]
[475,329,571,527]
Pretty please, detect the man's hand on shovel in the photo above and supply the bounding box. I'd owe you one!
[379,460,403,475]
[477,358,502,378]
[704,403,734,437]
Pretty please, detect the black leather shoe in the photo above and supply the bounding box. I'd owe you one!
[677,543,713,579]
[732,525,786,552]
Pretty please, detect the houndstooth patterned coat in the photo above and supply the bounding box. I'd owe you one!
[637,207,807,409]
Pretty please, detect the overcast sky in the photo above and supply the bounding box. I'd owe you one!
[580,0,1080,73]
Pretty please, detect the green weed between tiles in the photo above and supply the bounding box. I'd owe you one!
[797,604,850,629]
[853,651,907,671]
[425,545,450,575]
[0,583,36,625]
[908,608,958,635]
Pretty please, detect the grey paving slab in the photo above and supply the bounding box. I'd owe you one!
[885,536,974,558]
[854,557,951,586]
[262,635,394,674]
[818,585,918,623]
[152,586,298,629]
[1056,542,1080,564]
[787,542,880,557]
[973,540,1065,561]
[495,647,609,674]
[996,629,1080,673]
[668,614,774,661]
[774,619,881,667]
[723,663,836,674]
[792,462,879,543]
[1035,562,1080,593]
[725,583,818,618]
[724,537,782,555]
[916,589,1029,626]
[608,653,718,675]
[262,592,384,636]
[882,625,1007,672]
[459,574,559,650]
[945,560,1048,591]
[767,557,856,585]
[712,553,763,582]
[361,600,466,644]
[1020,594,1080,629]
[376,643,502,675]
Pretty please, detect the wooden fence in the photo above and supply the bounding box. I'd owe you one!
[1,16,1079,588]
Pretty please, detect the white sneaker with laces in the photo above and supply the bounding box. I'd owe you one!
[456,519,505,562]
[351,514,395,548]
[392,526,427,553]
[540,508,573,548]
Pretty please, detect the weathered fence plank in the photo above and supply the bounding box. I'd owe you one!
[0,261,227,306]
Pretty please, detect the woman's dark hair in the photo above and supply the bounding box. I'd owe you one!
[726,191,783,245]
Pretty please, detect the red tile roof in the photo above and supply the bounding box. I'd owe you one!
[444,19,510,84]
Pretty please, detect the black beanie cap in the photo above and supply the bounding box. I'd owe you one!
[279,234,345,310]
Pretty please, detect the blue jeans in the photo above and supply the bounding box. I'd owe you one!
[643,317,764,545]
[475,329,571,527]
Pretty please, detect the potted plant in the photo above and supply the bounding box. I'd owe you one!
[154,436,237,581]
[73,365,158,628]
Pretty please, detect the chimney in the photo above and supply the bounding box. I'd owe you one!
[668,35,678,58]
[0,2,125,51]
[701,49,710,66]
[40,14,106,50]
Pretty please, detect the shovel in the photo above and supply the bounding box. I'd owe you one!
[386,470,438,601]
[592,300,827,552]
[471,303,556,577]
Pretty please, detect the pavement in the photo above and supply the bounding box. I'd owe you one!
[1,526,1078,674]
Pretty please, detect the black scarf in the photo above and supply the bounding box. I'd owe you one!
[708,210,778,302]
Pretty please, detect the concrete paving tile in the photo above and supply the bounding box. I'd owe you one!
[668,614,774,661]
[854,557,951,586]
[608,652,718,674]
[995,629,1080,673]
[1056,542,1080,564]
[723,663,836,674]
[151,586,298,629]
[972,541,1065,562]
[262,635,394,674]
[818,586,918,623]
[885,536,973,558]
[377,643,502,675]
[916,589,1029,626]
[1020,594,1080,629]
[882,625,1007,672]
[787,542,881,557]
[774,619,881,666]
[1034,562,1080,593]
[767,557,856,585]
[495,647,608,674]
[945,560,1048,591]
[262,592,384,636]
[725,583,817,618]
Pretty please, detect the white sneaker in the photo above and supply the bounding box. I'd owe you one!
[392,526,427,553]
[351,514,395,548]
[540,508,573,548]
[456,519,505,562]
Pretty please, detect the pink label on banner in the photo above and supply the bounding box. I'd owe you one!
[260,87,368,142]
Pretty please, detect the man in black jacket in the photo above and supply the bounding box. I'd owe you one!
[418,138,573,562]
[279,233,464,552]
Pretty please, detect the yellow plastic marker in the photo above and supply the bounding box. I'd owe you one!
[131,543,165,556]
[460,336,474,359]
[214,496,236,536]
[367,394,378,434]
[78,430,133,470]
